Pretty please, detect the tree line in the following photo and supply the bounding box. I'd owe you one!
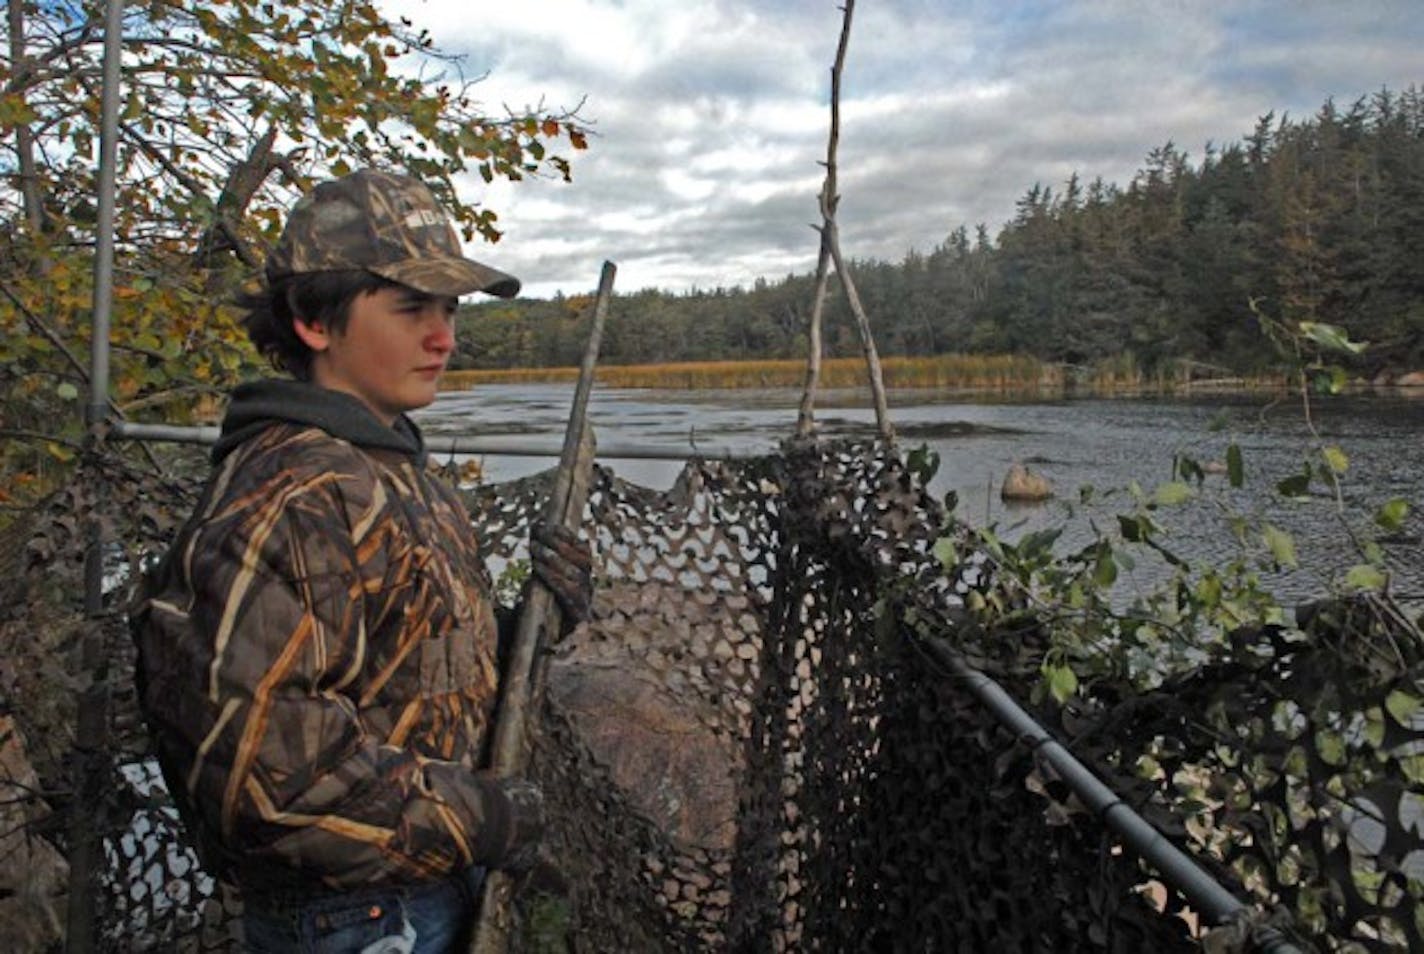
[456,86,1424,378]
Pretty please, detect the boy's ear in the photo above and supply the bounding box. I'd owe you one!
[292,316,331,353]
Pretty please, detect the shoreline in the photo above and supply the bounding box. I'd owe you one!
[440,361,1424,400]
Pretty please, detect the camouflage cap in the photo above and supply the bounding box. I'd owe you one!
[265,169,520,298]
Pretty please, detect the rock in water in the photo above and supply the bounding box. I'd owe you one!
[1001,461,1053,501]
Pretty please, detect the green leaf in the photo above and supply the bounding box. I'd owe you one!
[906,443,940,484]
[1018,528,1062,562]
[1118,515,1144,542]
[1263,524,1298,568]
[1227,515,1250,544]
[1043,662,1078,704]
[1321,445,1349,474]
[1276,473,1311,498]
[1093,550,1118,588]
[1384,690,1420,728]
[1376,498,1410,532]
[1299,320,1367,355]
[1176,455,1204,485]
[1344,564,1387,591]
[1314,727,1347,766]
[1146,537,1188,569]
[1226,443,1243,488]
[56,382,79,401]
[931,536,957,570]
[1152,481,1194,506]
[1196,573,1222,608]
[979,529,1005,561]
[1309,367,1343,395]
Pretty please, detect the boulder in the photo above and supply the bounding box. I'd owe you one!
[545,656,741,852]
[534,580,756,948]
[1001,462,1053,501]
[1395,370,1424,388]
[544,582,747,853]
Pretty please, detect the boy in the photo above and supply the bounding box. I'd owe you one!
[131,169,590,952]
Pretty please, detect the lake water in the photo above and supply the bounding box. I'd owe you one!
[417,385,1424,608]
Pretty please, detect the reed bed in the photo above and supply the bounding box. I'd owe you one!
[439,354,1293,395]
[1076,354,1291,394]
[441,354,1056,392]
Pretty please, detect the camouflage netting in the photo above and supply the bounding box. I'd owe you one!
[0,439,1418,951]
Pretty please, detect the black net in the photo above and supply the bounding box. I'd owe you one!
[2,439,1415,951]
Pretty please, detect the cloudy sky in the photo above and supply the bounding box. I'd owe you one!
[384,0,1422,299]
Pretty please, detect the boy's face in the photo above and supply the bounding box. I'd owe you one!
[294,285,459,425]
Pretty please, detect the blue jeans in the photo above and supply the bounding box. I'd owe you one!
[241,866,486,953]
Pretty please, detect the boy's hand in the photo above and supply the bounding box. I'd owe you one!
[493,776,546,872]
[529,521,593,622]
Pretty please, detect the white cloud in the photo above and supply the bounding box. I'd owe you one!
[381,0,1424,298]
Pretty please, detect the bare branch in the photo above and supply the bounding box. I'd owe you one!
[797,0,893,442]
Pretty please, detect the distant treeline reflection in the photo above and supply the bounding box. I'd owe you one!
[455,86,1424,381]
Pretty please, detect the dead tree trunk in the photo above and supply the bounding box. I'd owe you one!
[194,126,301,273]
[796,0,894,443]
[8,0,47,235]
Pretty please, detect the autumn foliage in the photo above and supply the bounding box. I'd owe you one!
[1,0,589,511]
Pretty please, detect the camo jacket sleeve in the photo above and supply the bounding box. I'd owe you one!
[133,425,512,891]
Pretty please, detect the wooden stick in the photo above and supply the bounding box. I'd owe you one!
[469,260,616,954]
[796,0,894,443]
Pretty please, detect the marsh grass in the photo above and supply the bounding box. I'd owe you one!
[442,354,1056,392]
[439,353,1289,395]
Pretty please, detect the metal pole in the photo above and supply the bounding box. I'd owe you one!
[65,0,124,948]
[87,0,121,420]
[919,638,1303,954]
[110,420,752,461]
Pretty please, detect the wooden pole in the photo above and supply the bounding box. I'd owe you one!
[795,224,832,437]
[469,260,616,954]
[796,0,894,443]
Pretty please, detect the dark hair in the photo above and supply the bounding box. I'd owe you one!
[237,270,401,378]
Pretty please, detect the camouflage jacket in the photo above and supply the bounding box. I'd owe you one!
[132,387,512,894]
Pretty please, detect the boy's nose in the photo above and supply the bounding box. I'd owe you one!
[426,320,455,353]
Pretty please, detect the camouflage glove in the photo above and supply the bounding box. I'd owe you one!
[485,776,546,873]
[529,521,593,623]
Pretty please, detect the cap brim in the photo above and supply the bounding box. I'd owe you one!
[372,257,521,299]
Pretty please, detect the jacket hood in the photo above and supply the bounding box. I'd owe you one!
[213,379,428,466]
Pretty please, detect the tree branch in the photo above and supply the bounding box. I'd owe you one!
[0,280,164,473]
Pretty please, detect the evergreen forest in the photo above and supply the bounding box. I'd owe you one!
[455,87,1424,379]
